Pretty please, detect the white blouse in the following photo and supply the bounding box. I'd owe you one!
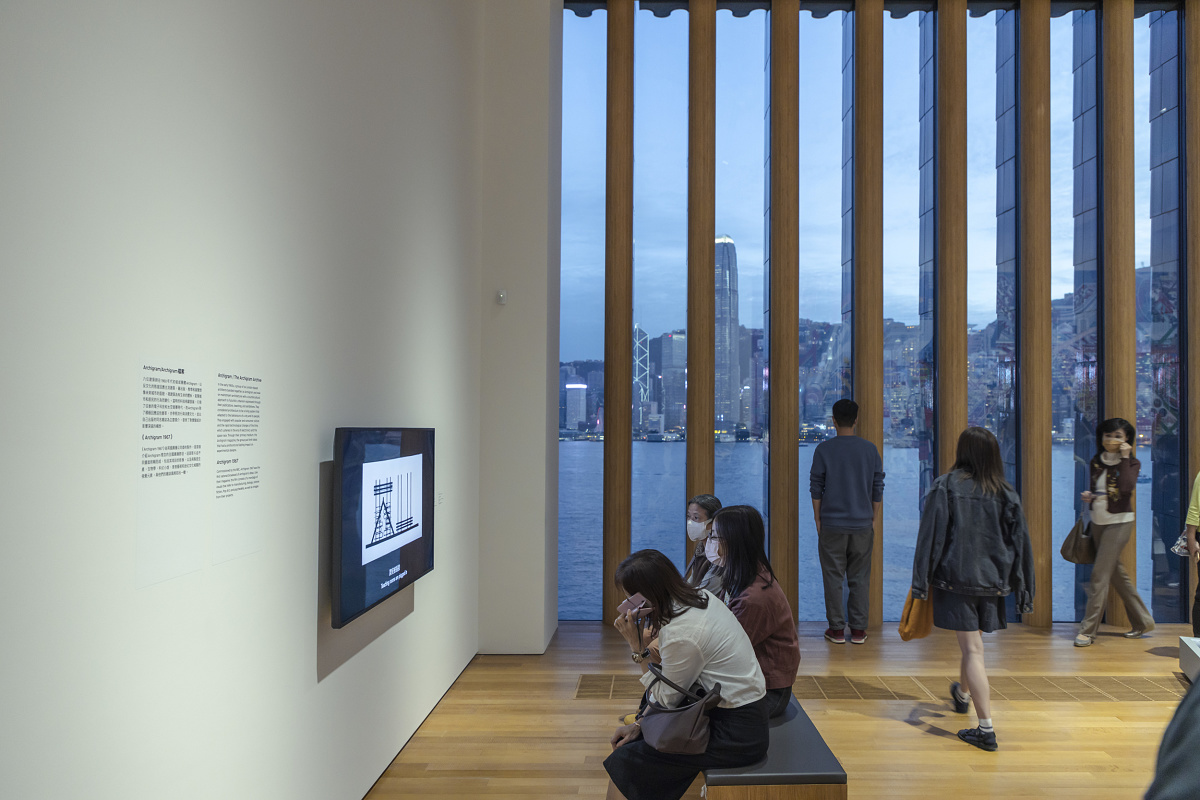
[641,590,767,709]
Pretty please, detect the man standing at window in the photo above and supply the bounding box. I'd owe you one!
[810,399,884,645]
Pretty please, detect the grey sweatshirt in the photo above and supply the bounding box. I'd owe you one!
[809,434,885,530]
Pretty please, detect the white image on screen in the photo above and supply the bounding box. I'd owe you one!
[360,454,423,565]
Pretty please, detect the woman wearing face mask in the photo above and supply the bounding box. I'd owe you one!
[1075,417,1155,646]
[707,505,799,718]
[623,495,722,687]
[683,494,723,595]
[605,549,768,800]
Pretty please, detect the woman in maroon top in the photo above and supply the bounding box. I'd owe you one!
[708,505,801,717]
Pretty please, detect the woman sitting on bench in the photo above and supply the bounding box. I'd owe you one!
[707,504,800,718]
[606,549,770,800]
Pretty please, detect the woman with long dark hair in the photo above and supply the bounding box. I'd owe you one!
[912,427,1034,752]
[707,505,799,717]
[1075,417,1154,646]
[605,550,769,800]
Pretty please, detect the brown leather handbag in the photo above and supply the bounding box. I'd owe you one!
[637,662,723,755]
[898,589,933,641]
[1060,514,1096,565]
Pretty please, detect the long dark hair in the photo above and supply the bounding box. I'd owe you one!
[1092,417,1136,464]
[615,549,708,629]
[711,505,775,600]
[951,427,1011,495]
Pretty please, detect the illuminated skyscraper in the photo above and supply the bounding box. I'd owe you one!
[659,330,687,431]
[633,324,651,427]
[714,235,740,433]
[565,383,587,431]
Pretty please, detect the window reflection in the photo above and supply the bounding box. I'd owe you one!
[1066,9,1102,622]
[1140,9,1185,621]
[879,10,923,622]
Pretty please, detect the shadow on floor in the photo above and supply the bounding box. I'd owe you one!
[902,703,959,740]
[1146,645,1180,659]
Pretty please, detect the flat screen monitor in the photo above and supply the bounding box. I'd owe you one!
[331,427,434,628]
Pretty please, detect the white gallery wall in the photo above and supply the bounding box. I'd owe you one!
[0,1,560,798]
[478,0,563,653]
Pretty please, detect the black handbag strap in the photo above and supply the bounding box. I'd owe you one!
[645,661,706,703]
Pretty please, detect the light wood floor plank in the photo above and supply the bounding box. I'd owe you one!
[366,622,1190,799]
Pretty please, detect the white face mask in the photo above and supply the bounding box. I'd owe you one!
[704,536,722,566]
[686,519,709,542]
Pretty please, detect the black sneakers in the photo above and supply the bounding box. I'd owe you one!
[949,681,970,714]
[957,726,998,751]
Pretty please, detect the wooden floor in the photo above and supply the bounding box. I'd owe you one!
[366,621,1192,800]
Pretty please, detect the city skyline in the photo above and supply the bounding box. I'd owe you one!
[560,11,1154,363]
[561,267,1170,441]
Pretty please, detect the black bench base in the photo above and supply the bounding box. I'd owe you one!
[704,696,847,800]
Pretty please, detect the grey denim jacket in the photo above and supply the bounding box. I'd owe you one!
[910,470,1035,613]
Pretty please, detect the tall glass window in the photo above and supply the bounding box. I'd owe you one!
[1056,8,1103,621]
[631,7,689,567]
[713,8,767,532]
[966,9,1018,479]
[1049,11,1077,622]
[880,9,924,621]
[1138,9,1185,620]
[794,7,849,621]
[558,7,607,620]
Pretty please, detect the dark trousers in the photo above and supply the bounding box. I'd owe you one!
[1193,579,1200,637]
[817,527,873,630]
[765,686,793,718]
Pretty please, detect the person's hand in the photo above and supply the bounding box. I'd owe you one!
[613,607,652,650]
[1119,442,1132,459]
[1080,491,1094,504]
[1188,533,1199,560]
[610,722,641,750]
[814,518,821,535]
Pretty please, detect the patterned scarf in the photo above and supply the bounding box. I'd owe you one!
[1096,455,1122,505]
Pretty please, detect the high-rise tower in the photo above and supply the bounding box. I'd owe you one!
[659,330,688,431]
[714,235,740,432]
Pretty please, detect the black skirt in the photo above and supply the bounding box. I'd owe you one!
[931,587,1007,633]
[604,695,770,800]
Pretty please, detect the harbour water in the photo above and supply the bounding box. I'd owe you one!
[558,441,1154,621]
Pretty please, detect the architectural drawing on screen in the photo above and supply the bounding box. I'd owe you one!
[360,454,423,564]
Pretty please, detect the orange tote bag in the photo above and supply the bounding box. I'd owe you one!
[898,589,933,641]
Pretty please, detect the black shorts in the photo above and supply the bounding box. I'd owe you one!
[931,587,1007,633]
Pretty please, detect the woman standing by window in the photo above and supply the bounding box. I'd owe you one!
[1075,417,1155,646]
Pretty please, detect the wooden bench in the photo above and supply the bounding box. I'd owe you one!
[704,696,847,800]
